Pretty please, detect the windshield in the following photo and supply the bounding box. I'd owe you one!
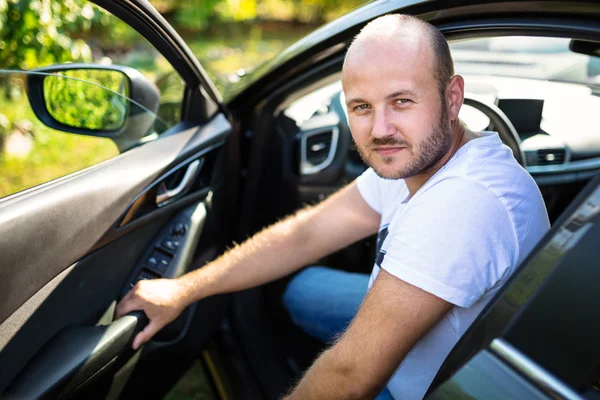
[450,36,600,86]
[189,24,314,96]
[148,0,372,98]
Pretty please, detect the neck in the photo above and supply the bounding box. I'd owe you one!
[404,121,475,197]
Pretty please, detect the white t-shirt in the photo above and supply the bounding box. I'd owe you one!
[356,131,550,399]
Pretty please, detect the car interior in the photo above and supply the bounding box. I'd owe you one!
[217,33,600,400]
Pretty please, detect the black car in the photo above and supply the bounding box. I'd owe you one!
[1,0,600,399]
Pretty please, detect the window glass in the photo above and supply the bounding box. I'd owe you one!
[0,70,169,199]
[450,36,600,142]
[450,36,600,85]
[0,0,182,199]
[147,0,371,98]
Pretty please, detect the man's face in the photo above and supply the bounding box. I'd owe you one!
[342,38,453,180]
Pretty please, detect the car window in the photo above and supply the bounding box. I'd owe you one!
[450,36,600,159]
[148,0,371,98]
[450,36,600,85]
[0,70,169,199]
[0,0,183,200]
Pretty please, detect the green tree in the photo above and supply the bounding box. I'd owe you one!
[0,0,102,70]
[44,70,129,131]
[149,0,367,28]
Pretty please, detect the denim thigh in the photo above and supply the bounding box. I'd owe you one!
[282,266,370,343]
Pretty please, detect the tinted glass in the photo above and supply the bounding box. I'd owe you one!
[0,70,169,199]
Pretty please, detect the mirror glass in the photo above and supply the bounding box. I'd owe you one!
[43,69,130,131]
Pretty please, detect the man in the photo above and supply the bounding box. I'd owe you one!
[117,14,550,399]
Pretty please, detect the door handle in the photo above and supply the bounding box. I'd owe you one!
[156,159,203,206]
[4,311,148,399]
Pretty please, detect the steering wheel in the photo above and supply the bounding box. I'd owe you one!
[463,97,525,167]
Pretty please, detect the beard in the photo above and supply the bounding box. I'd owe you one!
[357,102,453,180]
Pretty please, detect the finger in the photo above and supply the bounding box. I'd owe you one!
[121,281,143,303]
[115,286,139,317]
[115,296,142,319]
[120,288,135,304]
[132,320,161,350]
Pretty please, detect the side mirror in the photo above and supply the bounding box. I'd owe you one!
[27,64,163,152]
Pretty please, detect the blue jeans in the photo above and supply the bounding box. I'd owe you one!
[282,266,394,400]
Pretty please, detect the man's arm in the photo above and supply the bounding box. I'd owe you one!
[116,182,380,349]
[285,269,452,400]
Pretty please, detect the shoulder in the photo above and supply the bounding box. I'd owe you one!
[383,178,520,307]
[414,176,508,215]
[397,177,519,254]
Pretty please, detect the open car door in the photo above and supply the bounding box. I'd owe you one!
[0,1,237,398]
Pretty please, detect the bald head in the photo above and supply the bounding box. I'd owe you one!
[344,14,454,95]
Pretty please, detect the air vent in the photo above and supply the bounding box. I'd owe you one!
[535,148,566,165]
[306,132,332,165]
[300,127,339,175]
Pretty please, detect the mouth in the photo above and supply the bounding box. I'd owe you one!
[373,146,406,157]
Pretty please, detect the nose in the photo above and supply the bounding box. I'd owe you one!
[371,107,396,139]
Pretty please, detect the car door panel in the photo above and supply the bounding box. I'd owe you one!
[0,115,229,323]
[4,311,147,399]
[3,199,212,399]
[0,113,232,396]
[0,215,169,394]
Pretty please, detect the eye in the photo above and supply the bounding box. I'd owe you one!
[395,99,411,105]
[354,104,371,111]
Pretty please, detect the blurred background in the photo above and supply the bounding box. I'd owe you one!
[0,0,370,95]
[0,0,368,199]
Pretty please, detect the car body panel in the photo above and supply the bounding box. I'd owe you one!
[0,117,227,324]
[0,0,235,397]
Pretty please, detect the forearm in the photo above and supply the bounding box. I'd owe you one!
[285,346,374,400]
[175,183,380,306]
[177,206,324,304]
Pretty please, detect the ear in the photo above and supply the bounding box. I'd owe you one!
[445,75,464,123]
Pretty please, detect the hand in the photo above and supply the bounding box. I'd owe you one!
[116,278,191,350]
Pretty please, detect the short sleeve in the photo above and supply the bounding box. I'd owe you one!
[380,178,519,307]
[356,168,382,214]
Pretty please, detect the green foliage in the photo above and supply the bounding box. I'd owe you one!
[0,82,118,198]
[44,69,129,131]
[151,0,368,27]
[184,23,314,95]
[0,112,9,138]
[1,0,89,69]
[0,0,146,71]
[173,0,223,31]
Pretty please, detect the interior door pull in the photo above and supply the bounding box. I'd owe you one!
[3,311,148,399]
[156,159,203,205]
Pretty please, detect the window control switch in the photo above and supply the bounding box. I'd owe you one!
[160,238,180,254]
[171,223,187,238]
[132,270,159,287]
[146,251,173,275]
